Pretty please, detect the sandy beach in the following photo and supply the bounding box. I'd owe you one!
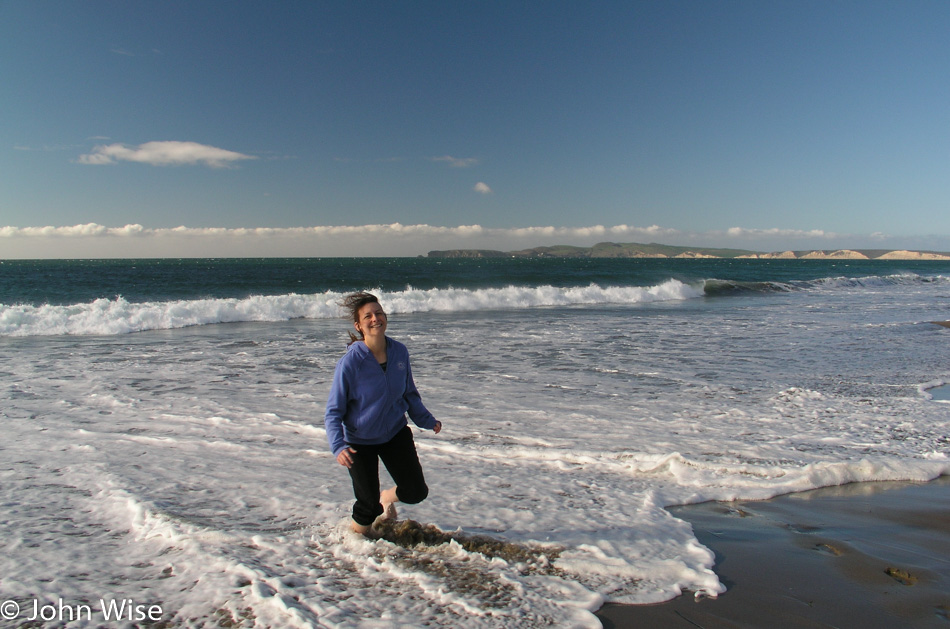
[597,476,950,628]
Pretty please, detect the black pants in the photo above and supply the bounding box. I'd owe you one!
[347,425,429,526]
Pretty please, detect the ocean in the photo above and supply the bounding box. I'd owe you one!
[1,257,948,628]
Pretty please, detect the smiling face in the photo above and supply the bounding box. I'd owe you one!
[355,302,387,341]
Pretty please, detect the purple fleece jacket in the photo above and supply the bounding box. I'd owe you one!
[324,337,437,457]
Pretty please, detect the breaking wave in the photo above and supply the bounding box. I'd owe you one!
[3,273,946,337]
[0,280,703,337]
[701,272,949,296]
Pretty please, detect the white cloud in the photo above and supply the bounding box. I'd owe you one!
[724,227,834,239]
[77,141,256,168]
[503,224,676,240]
[2,222,945,259]
[1,222,643,256]
[473,182,492,194]
[432,155,479,168]
[0,223,489,242]
[0,223,143,238]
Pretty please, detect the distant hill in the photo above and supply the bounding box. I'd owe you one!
[427,242,754,259]
[427,242,950,260]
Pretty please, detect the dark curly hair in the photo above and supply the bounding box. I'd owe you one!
[340,292,382,343]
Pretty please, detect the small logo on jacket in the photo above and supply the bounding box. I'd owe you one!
[397,362,406,371]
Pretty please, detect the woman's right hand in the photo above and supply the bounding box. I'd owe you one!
[336,447,357,468]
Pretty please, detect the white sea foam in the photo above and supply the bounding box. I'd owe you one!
[5,273,946,338]
[809,272,946,289]
[1,277,948,627]
[0,280,703,337]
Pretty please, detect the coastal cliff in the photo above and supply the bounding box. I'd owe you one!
[428,242,950,260]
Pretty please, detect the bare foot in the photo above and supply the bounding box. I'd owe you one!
[351,520,381,539]
[380,486,399,521]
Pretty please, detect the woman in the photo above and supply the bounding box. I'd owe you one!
[325,292,442,536]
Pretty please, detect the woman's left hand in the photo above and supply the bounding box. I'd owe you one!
[433,421,442,434]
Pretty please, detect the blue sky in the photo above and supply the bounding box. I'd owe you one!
[3,1,949,257]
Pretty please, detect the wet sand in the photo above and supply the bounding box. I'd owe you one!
[597,476,950,628]
[928,385,950,402]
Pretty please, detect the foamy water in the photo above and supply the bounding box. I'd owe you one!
[0,280,703,337]
[1,273,948,627]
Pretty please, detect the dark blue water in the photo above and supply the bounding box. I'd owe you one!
[4,257,949,306]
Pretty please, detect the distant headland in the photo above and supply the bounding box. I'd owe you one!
[427,242,950,260]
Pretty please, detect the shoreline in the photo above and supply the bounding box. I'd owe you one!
[426,243,950,260]
[596,476,950,628]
